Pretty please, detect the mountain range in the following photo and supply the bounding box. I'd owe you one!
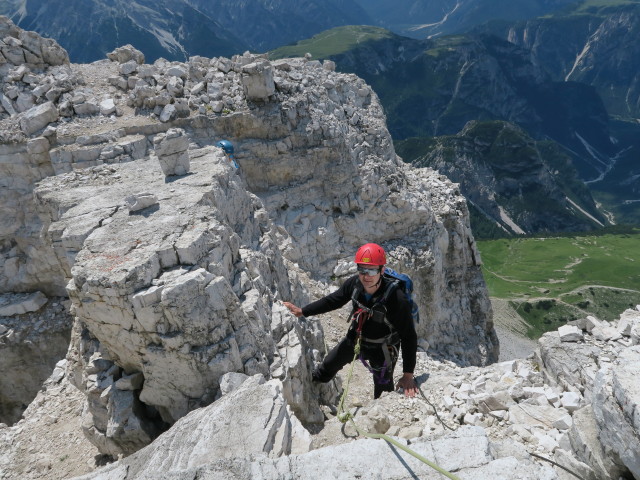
[270,23,636,233]
[352,0,578,39]
[1,0,639,232]
[0,0,371,62]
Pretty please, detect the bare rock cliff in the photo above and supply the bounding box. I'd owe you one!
[0,15,496,467]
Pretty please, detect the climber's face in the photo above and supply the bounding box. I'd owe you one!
[357,265,384,293]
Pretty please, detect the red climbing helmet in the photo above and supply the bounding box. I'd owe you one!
[354,243,386,266]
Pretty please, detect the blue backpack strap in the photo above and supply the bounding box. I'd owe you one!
[378,279,399,306]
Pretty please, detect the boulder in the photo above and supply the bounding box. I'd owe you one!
[19,101,58,136]
[107,45,145,65]
[242,60,275,101]
[153,128,190,176]
[0,291,48,316]
[125,193,159,212]
[558,324,583,342]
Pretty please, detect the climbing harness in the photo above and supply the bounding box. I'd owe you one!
[350,307,393,384]
[358,343,397,385]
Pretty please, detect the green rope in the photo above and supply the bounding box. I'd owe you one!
[347,418,462,480]
[336,337,361,423]
[335,337,461,480]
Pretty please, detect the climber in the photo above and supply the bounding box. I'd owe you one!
[216,139,239,169]
[283,243,418,398]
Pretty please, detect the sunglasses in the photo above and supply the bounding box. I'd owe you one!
[357,266,381,276]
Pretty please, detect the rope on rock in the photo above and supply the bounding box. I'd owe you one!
[528,452,586,480]
[415,384,457,432]
[336,337,462,480]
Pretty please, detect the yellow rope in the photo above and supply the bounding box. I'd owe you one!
[335,337,462,480]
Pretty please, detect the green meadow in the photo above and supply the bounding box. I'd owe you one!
[477,232,640,338]
[269,25,394,60]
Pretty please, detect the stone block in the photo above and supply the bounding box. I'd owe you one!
[617,309,640,336]
[591,325,620,342]
[0,291,48,316]
[560,391,582,412]
[100,98,116,115]
[154,128,190,176]
[242,60,275,100]
[558,324,583,342]
[19,101,58,135]
[125,192,158,212]
[585,316,602,333]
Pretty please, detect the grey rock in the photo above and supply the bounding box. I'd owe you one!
[241,60,275,100]
[158,104,176,123]
[558,324,583,342]
[0,296,72,424]
[0,291,48,316]
[100,99,116,115]
[569,405,624,480]
[108,45,145,65]
[153,128,189,176]
[591,348,640,478]
[19,101,59,135]
[72,425,556,480]
[125,193,159,212]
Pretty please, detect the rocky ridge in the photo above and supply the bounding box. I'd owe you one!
[0,17,639,480]
[0,13,495,465]
[3,306,638,479]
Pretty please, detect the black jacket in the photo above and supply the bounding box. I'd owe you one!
[301,275,417,373]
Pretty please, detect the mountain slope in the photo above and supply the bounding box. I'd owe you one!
[397,121,607,236]
[1,0,247,62]
[481,1,640,120]
[476,1,640,224]
[273,28,615,179]
[189,0,373,52]
[0,0,372,62]
[352,0,578,39]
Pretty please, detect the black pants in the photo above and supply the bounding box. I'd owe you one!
[313,336,399,399]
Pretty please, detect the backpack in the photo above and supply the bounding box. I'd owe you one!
[382,268,420,324]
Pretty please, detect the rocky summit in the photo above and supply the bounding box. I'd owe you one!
[0,16,638,480]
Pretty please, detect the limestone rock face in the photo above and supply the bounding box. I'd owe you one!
[34,148,329,452]
[591,347,640,478]
[537,308,640,479]
[71,375,313,480]
[2,19,496,457]
[73,424,557,480]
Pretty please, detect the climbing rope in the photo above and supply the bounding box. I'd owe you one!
[528,452,585,480]
[336,337,462,480]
